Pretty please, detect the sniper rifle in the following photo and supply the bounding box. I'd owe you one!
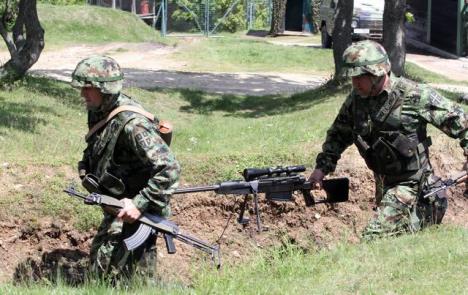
[174,165,349,231]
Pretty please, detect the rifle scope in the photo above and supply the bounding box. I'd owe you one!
[243,165,306,181]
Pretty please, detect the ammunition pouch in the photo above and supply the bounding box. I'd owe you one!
[82,172,126,196]
[356,133,431,176]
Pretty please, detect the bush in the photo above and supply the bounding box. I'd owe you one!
[170,0,268,33]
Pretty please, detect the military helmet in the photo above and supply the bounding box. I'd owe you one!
[71,55,124,94]
[342,40,391,77]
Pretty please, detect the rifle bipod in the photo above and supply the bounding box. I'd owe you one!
[237,193,265,232]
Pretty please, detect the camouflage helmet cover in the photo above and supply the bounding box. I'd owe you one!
[71,55,124,94]
[342,40,391,77]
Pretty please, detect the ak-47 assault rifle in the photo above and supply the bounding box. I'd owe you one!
[63,187,221,268]
[422,170,468,199]
[174,165,349,231]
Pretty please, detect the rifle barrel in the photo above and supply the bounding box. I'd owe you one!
[174,185,220,194]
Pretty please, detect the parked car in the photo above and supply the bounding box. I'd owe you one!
[319,0,384,48]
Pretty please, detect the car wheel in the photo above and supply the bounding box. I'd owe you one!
[321,25,332,48]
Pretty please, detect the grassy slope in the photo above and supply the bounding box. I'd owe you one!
[38,4,165,47]
[172,37,334,74]
[1,225,466,294]
[0,4,466,293]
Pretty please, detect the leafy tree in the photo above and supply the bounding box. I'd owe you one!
[0,0,44,83]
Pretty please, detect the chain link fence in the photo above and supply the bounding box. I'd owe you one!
[87,0,271,35]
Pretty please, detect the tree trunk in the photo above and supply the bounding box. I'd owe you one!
[269,0,286,36]
[383,0,406,76]
[0,0,44,83]
[332,0,353,80]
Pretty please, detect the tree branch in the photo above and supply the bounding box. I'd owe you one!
[0,23,16,56]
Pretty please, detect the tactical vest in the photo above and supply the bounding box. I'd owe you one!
[352,77,431,177]
[86,97,158,198]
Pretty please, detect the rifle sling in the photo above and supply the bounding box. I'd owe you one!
[86,105,155,141]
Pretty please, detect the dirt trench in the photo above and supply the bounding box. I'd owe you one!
[0,135,466,285]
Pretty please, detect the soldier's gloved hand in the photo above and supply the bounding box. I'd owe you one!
[308,169,325,190]
[117,198,142,223]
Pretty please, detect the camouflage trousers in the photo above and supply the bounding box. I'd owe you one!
[361,177,448,241]
[89,213,157,282]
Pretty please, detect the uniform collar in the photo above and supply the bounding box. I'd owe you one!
[382,72,398,96]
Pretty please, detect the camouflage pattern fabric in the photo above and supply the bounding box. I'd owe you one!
[361,178,447,241]
[89,214,157,281]
[71,55,124,95]
[315,74,467,240]
[79,93,181,280]
[342,40,391,77]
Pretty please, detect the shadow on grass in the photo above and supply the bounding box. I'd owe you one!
[168,81,350,118]
[0,97,53,134]
[22,76,83,109]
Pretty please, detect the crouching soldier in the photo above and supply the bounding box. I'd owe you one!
[308,41,468,241]
[71,55,180,281]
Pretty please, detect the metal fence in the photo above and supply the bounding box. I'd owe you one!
[87,0,271,36]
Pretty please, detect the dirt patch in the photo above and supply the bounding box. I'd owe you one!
[0,134,466,285]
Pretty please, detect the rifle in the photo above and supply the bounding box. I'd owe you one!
[422,171,468,199]
[174,165,349,232]
[63,186,221,268]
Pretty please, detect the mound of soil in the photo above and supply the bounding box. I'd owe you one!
[0,138,466,285]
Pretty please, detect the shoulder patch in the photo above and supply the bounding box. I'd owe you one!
[429,90,443,105]
[134,127,155,149]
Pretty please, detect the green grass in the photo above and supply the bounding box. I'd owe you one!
[0,77,348,178]
[405,62,468,86]
[172,37,334,74]
[0,74,465,231]
[2,225,467,294]
[37,4,166,47]
[0,77,348,229]
[193,225,468,294]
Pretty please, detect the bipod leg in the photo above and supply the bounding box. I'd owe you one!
[253,193,263,232]
[237,194,250,225]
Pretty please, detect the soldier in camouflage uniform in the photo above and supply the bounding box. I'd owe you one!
[70,56,181,281]
[308,40,468,241]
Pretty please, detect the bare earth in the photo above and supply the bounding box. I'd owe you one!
[0,41,467,285]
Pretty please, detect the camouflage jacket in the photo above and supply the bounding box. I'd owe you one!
[79,93,180,217]
[315,74,468,181]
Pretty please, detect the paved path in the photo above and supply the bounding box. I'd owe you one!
[1,40,466,96]
[32,68,326,96]
[4,42,325,96]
